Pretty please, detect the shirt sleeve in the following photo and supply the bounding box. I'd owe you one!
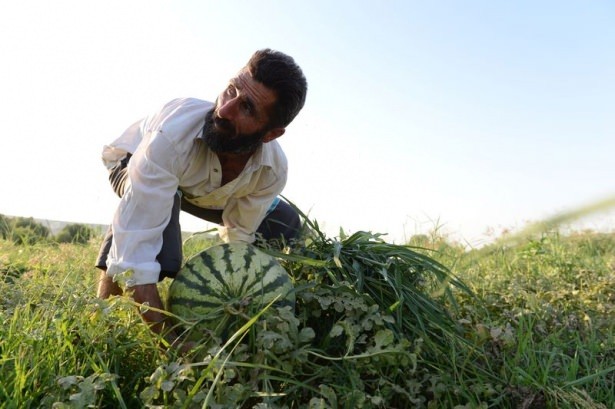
[105,126,180,286]
[101,119,144,170]
[218,169,287,243]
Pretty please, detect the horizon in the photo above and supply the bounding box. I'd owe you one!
[2,203,613,249]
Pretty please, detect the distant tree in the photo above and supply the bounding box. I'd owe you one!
[11,217,50,245]
[11,227,39,245]
[0,213,11,239]
[14,217,50,237]
[56,223,94,244]
[406,232,466,257]
[407,234,431,248]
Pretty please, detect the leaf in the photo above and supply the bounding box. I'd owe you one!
[318,384,338,408]
[329,324,343,338]
[373,329,394,350]
[57,375,82,390]
[161,380,174,392]
[139,385,158,403]
[333,240,342,268]
[298,327,315,343]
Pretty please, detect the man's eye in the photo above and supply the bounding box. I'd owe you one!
[226,85,236,96]
[241,101,254,115]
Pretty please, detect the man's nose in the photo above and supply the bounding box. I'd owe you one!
[217,98,238,120]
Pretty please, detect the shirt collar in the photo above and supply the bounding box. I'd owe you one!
[246,142,276,170]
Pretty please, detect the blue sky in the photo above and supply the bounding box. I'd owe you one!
[0,0,613,246]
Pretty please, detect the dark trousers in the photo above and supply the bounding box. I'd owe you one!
[95,154,301,279]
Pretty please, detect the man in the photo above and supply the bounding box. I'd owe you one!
[95,49,307,348]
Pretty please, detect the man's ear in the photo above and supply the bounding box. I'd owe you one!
[263,127,285,143]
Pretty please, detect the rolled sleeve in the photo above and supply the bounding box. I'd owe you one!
[219,171,286,243]
[106,260,161,286]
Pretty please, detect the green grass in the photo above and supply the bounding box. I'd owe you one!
[452,231,615,408]
[0,224,613,408]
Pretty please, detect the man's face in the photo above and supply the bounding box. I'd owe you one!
[202,108,268,153]
[202,69,281,154]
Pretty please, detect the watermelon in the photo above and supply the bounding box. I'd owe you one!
[167,242,295,341]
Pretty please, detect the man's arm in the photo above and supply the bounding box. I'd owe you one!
[132,284,194,352]
[220,174,287,243]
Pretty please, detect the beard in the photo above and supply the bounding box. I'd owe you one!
[202,108,267,154]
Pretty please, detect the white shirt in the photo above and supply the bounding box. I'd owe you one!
[103,98,288,285]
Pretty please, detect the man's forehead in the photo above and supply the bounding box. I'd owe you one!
[232,70,277,108]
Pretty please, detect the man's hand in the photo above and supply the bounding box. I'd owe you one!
[131,283,167,332]
[130,283,195,354]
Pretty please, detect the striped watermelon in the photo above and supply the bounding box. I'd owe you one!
[167,242,295,340]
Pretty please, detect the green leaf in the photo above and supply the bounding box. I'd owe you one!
[57,376,82,390]
[298,327,316,343]
[373,329,394,350]
[329,324,343,338]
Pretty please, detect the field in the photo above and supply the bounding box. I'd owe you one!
[0,223,613,408]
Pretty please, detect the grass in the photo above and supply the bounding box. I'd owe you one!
[0,222,613,408]
[452,231,615,408]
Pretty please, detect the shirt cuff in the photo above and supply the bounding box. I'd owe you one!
[106,259,161,286]
[218,225,255,244]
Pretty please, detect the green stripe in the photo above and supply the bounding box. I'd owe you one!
[242,257,282,294]
[199,248,233,295]
[221,244,234,274]
[236,270,253,298]
[170,295,221,309]
[243,244,256,271]
[173,264,222,298]
[186,261,211,287]
[255,274,291,297]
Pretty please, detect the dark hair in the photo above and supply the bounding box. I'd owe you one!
[246,49,307,128]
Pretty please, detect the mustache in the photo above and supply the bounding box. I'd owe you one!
[213,116,234,133]
[203,109,234,137]
[202,108,266,154]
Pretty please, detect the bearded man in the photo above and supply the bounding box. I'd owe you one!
[95,49,307,349]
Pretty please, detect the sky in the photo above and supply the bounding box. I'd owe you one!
[0,0,613,247]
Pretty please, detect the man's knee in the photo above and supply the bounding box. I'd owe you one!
[257,200,302,243]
